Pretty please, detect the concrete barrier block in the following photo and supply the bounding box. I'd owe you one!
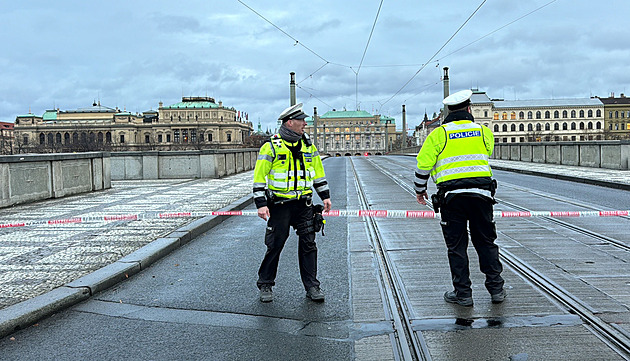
[579,144,601,168]
[92,157,104,190]
[142,152,159,180]
[601,145,622,169]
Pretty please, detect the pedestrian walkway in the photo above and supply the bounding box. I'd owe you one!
[0,173,253,311]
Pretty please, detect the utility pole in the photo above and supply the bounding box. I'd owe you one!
[313,107,318,148]
[402,104,407,149]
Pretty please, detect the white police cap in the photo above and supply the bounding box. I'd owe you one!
[278,103,308,122]
[443,89,473,107]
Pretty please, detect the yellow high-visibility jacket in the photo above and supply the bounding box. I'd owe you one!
[253,134,329,208]
[415,112,494,198]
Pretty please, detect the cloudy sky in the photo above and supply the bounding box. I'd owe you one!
[1,1,628,132]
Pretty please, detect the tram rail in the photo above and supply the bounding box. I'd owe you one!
[350,158,430,361]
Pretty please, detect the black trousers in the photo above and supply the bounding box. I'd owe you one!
[439,194,504,297]
[257,200,319,291]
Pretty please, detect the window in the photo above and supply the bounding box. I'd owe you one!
[47,133,53,145]
[174,130,180,143]
[23,135,29,145]
[106,132,112,143]
[536,111,541,119]
[527,111,533,119]
[563,110,568,118]
[55,133,61,143]
[484,110,488,117]
[536,123,542,131]
[208,133,213,142]
[191,129,196,142]
[588,110,593,117]
[579,110,584,118]
[502,124,508,132]
[528,124,533,131]
[494,125,499,132]
[545,111,550,119]
[597,110,602,117]
[554,123,559,130]
[511,124,516,131]
[519,111,524,119]
[545,123,550,131]
[167,134,171,142]
[39,133,45,144]
[519,124,524,131]
[145,134,150,143]
[571,122,576,130]
[579,122,585,130]
[610,111,614,118]
[596,122,601,129]
[120,134,125,143]
[494,113,499,120]
[511,112,516,120]
[616,111,619,118]
[563,122,568,130]
[182,129,188,143]
[571,110,576,118]
[227,133,232,142]
[97,133,103,143]
[158,134,163,142]
[587,122,593,129]
[554,110,560,118]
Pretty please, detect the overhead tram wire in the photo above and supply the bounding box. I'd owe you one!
[435,0,559,63]
[237,0,330,64]
[354,0,384,109]
[377,0,487,113]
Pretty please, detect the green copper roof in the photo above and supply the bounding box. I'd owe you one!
[320,110,374,118]
[163,101,219,109]
[43,110,57,121]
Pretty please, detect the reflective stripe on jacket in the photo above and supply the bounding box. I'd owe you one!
[253,134,329,208]
[415,119,493,194]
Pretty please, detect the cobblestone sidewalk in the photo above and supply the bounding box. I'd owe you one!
[0,171,253,310]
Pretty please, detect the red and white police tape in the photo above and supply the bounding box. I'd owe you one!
[1,209,629,229]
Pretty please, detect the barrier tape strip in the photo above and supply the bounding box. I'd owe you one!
[1,210,629,229]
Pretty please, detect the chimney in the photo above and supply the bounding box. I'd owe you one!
[621,93,626,98]
[290,72,296,106]
[443,67,450,100]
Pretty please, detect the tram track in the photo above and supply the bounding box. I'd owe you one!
[357,156,630,359]
[350,158,430,361]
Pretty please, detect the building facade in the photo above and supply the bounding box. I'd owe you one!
[13,97,253,153]
[0,121,14,154]
[470,91,606,143]
[597,93,630,140]
[304,109,398,156]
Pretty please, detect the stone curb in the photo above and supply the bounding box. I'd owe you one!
[0,194,253,339]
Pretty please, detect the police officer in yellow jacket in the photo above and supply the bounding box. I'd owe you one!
[415,89,506,307]
[253,103,332,303]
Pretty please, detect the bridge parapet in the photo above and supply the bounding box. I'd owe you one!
[493,141,630,170]
[110,149,258,180]
[0,152,111,208]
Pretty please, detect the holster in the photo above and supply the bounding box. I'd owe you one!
[295,203,326,236]
[431,189,446,213]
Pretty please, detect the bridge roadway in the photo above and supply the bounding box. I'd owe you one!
[0,157,629,360]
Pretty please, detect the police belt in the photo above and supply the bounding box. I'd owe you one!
[267,191,312,206]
